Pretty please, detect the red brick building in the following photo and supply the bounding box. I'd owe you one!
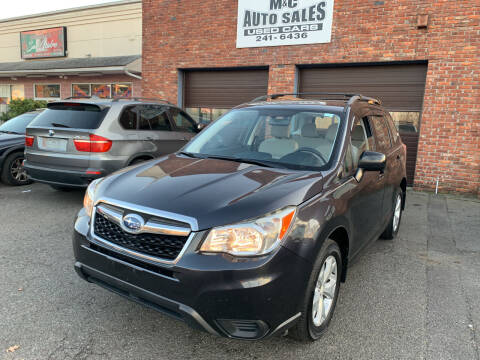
[142,0,479,195]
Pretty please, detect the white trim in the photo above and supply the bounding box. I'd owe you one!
[0,66,132,77]
[0,0,141,23]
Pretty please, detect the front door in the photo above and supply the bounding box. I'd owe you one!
[348,111,386,255]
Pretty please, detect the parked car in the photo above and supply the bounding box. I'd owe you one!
[24,98,200,190]
[73,93,407,341]
[0,110,43,186]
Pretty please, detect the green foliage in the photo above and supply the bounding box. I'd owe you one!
[0,99,47,122]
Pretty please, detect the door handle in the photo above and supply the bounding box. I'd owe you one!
[145,137,154,140]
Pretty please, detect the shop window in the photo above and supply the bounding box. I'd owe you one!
[34,84,60,99]
[11,85,24,100]
[72,84,91,97]
[390,112,421,133]
[92,84,111,98]
[112,83,132,98]
[186,107,230,124]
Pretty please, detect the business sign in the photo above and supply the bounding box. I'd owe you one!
[20,27,67,59]
[237,0,334,48]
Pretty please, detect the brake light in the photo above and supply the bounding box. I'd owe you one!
[74,134,112,153]
[25,135,34,147]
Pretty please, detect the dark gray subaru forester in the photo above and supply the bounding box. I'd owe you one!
[73,93,407,341]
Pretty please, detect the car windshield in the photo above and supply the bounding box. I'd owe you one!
[0,113,39,134]
[183,107,342,171]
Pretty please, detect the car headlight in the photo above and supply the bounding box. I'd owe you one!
[200,207,296,257]
[83,178,103,217]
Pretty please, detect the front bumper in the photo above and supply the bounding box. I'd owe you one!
[73,211,311,339]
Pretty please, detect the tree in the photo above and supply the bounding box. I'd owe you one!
[0,99,48,122]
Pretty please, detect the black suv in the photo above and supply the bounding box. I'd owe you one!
[73,93,407,341]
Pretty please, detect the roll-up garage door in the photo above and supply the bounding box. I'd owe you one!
[184,69,268,123]
[299,63,428,185]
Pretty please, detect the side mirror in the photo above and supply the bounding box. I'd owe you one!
[197,123,206,132]
[358,151,386,172]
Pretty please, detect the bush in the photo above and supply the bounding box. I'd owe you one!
[0,99,48,122]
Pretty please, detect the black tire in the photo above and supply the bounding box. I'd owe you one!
[49,185,73,192]
[380,189,403,240]
[0,152,32,186]
[289,239,342,342]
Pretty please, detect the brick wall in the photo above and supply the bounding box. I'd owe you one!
[142,0,480,195]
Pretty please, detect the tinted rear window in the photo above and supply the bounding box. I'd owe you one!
[29,103,109,129]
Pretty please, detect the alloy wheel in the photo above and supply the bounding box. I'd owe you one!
[312,255,338,327]
[393,194,402,232]
[10,158,28,183]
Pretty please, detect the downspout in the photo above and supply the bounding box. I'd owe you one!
[124,67,142,80]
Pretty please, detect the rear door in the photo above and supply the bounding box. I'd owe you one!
[137,104,185,156]
[369,112,395,224]
[26,102,109,171]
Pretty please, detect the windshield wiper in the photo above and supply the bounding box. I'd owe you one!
[178,151,206,159]
[50,123,70,128]
[203,155,280,168]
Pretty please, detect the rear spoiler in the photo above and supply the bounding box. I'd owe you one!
[47,102,109,111]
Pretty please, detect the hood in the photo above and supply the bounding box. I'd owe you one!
[96,154,325,230]
[0,133,24,148]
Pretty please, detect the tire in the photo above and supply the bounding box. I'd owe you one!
[49,185,73,192]
[0,152,32,186]
[289,239,342,342]
[380,189,403,240]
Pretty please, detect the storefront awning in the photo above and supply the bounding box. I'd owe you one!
[0,55,141,78]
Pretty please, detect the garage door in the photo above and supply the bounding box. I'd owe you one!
[184,69,268,123]
[299,63,428,185]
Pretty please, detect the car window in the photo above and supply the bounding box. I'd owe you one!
[30,103,108,129]
[138,105,171,131]
[370,115,392,153]
[351,117,370,169]
[0,113,38,134]
[119,106,138,130]
[184,108,344,171]
[384,112,400,143]
[170,108,197,133]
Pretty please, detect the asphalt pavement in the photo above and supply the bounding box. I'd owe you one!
[0,183,479,360]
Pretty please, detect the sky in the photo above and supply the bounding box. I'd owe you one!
[0,0,121,20]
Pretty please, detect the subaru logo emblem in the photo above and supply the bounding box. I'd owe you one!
[121,214,145,234]
[48,130,55,137]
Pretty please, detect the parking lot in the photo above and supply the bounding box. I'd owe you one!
[0,183,479,360]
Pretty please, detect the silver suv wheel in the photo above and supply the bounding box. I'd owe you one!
[312,255,338,327]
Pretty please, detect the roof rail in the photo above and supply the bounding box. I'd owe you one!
[112,97,173,105]
[251,93,382,105]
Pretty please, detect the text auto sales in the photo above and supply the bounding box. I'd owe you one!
[243,1,327,36]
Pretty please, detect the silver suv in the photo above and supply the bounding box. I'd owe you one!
[24,98,200,190]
